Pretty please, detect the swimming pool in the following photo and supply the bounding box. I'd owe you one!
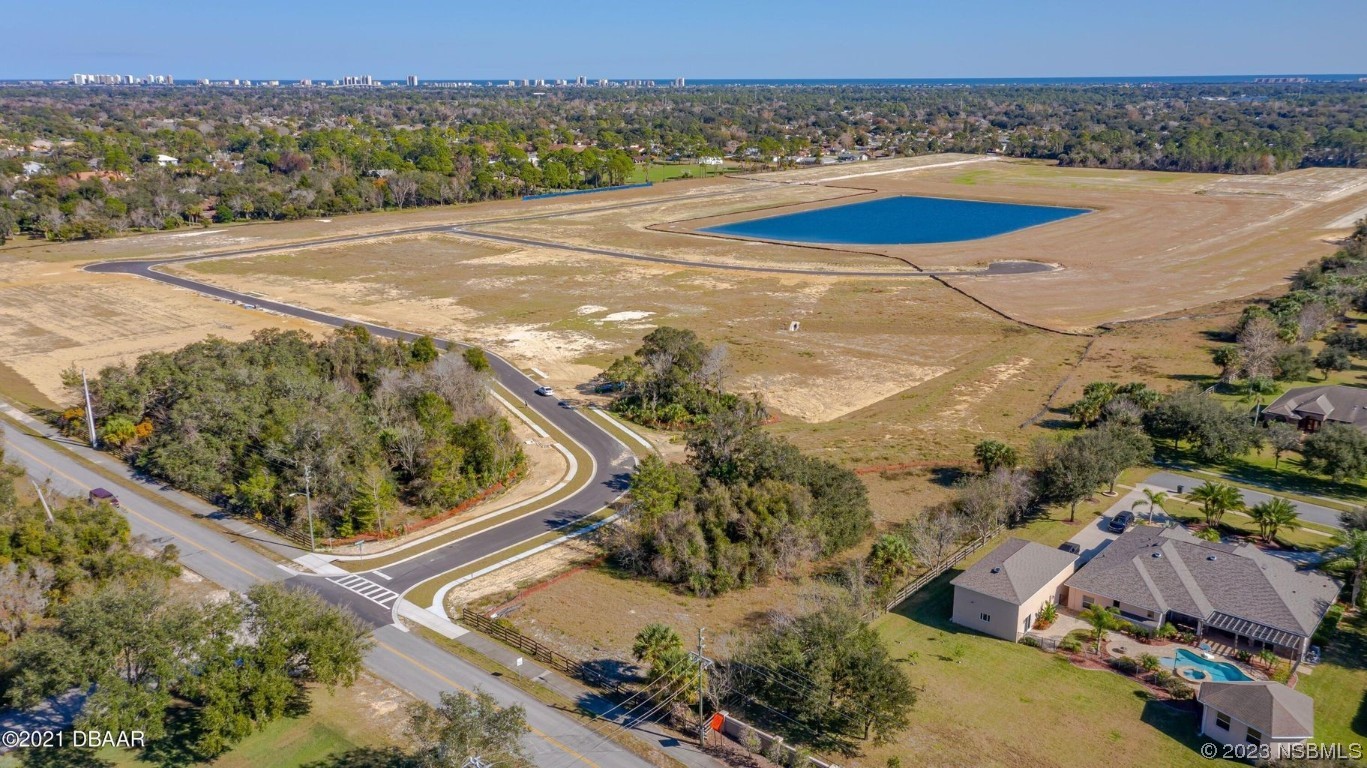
[701,195,1089,245]
[1163,648,1252,683]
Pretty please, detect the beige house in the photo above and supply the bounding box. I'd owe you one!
[1198,681,1314,759]
[951,538,1077,641]
[1062,526,1339,659]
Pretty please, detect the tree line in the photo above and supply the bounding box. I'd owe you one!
[63,327,522,539]
[2,82,1364,243]
[0,441,372,762]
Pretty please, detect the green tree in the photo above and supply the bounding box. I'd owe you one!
[1273,344,1313,381]
[1302,423,1367,482]
[406,689,531,768]
[737,605,914,748]
[1248,497,1299,543]
[1079,604,1120,654]
[461,346,491,372]
[1033,435,1109,522]
[973,439,1018,474]
[1326,528,1367,608]
[1186,481,1245,528]
[1130,488,1168,524]
[866,534,915,595]
[1265,421,1303,469]
[1314,345,1352,380]
[410,335,440,365]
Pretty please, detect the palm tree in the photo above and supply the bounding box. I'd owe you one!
[1187,481,1245,529]
[1249,498,1300,544]
[632,623,682,669]
[1080,603,1120,654]
[1326,529,1367,609]
[1131,488,1169,524]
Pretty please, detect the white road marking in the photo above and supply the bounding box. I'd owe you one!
[327,574,399,607]
[371,569,392,580]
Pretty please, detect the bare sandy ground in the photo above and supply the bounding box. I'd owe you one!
[0,260,318,407]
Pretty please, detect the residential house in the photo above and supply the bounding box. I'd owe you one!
[156,154,179,167]
[1197,681,1314,758]
[1063,526,1338,660]
[950,538,1077,641]
[1262,384,1367,433]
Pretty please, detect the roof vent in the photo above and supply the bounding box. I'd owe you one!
[1151,552,1164,558]
[1207,555,1217,561]
[990,567,1002,574]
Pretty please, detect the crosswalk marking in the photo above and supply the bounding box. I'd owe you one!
[327,573,399,608]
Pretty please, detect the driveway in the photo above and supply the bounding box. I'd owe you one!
[1144,471,1344,530]
[1065,513,1121,565]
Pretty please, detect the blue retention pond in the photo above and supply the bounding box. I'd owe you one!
[702,195,1089,245]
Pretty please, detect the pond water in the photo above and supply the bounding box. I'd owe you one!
[702,195,1089,245]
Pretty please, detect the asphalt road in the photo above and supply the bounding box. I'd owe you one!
[0,417,653,768]
[1145,471,1345,529]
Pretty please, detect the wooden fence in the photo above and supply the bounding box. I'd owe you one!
[459,607,627,694]
[864,524,1005,620]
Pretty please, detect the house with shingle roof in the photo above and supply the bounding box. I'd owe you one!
[1062,526,1338,660]
[950,537,1078,641]
[1198,681,1314,758]
[1263,384,1367,433]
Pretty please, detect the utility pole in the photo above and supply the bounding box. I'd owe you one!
[30,480,54,525]
[697,626,707,749]
[81,368,98,449]
[303,465,316,552]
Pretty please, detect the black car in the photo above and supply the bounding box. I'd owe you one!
[1108,511,1135,534]
[1058,541,1081,555]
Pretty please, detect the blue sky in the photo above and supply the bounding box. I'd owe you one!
[3,0,1364,79]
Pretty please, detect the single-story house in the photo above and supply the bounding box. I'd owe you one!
[155,154,179,167]
[1262,384,1367,433]
[951,537,1077,641]
[1063,526,1339,660]
[1198,681,1314,759]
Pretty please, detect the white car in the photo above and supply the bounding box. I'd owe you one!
[534,386,554,396]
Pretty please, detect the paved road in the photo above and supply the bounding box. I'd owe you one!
[0,417,653,768]
[84,256,637,603]
[1145,471,1344,530]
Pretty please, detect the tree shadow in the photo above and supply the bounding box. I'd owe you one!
[1139,699,1203,753]
[133,704,213,768]
[300,746,415,768]
[928,466,967,488]
[18,749,114,768]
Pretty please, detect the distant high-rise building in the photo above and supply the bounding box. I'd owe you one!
[673,77,686,87]
[575,75,586,86]
[406,74,418,86]
[534,79,545,87]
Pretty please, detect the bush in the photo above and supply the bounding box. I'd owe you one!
[1165,680,1195,700]
[1313,603,1345,646]
[1140,653,1161,672]
[1059,638,1083,654]
[1235,649,1253,663]
[1018,636,1041,648]
[1111,656,1140,675]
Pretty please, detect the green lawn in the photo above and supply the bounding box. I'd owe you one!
[1295,610,1367,750]
[869,568,1216,768]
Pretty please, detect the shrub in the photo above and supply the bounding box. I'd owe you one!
[1111,656,1140,675]
[1139,653,1161,672]
[1158,622,1177,640]
[1059,638,1082,654]
[1019,636,1041,648]
[1313,603,1345,646]
[1234,650,1253,663]
[1165,680,1195,700]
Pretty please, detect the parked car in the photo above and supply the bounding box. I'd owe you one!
[558,400,576,409]
[1058,541,1081,555]
[1108,511,1135,534]
[534,386,554,396]
[88,487,120,507]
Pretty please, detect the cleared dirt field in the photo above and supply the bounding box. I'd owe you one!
[0,259,318,408]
